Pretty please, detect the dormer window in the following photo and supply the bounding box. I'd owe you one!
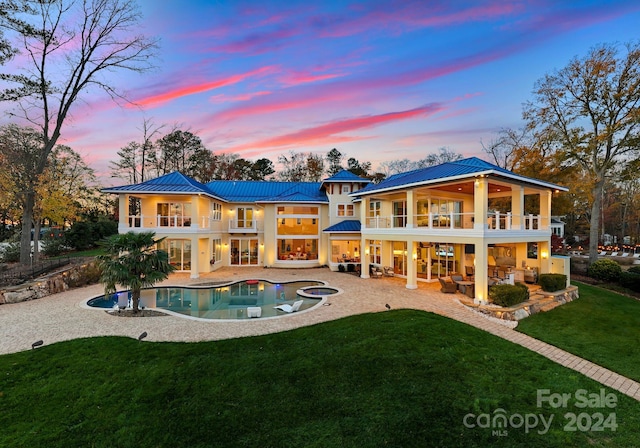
[341,184,350,194]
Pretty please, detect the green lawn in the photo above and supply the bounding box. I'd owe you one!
[1,310,638,447]
[517,281,640,382]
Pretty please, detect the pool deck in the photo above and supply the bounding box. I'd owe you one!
[2,266,640,402]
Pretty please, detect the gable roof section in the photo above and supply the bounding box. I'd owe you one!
[206,181,328,203]
[322,169,371,183]
[353,157,568,196]
[102,172,225,200]
[323,220,361,233]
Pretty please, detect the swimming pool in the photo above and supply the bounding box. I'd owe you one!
[86,280,324,320]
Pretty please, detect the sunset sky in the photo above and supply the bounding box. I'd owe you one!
[3,0,640,184]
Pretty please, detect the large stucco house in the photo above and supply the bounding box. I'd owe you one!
[103,157,569,302]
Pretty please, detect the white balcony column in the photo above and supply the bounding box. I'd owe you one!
[190,236,199,279]
[360,238,370,279]
[119,194,129,228]
[406,240,418,289]
[540,190,551,229]
[191,195,200,229]
[406,190,415,228]
[361,196,369,228]
[511,185,524,230]
[474,177,488,230]
[474,243,488,304]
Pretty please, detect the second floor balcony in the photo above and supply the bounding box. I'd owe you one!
[122,214,263,233]
[365,212,546,233]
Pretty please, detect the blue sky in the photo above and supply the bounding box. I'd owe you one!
[4,0,640,182]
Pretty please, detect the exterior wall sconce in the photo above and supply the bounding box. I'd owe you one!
[412,251,418,260]
[365,248,370,255]
[541,250,548,259]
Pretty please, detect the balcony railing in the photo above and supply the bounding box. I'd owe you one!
[365,212,546,231]
[228,219,263,233]
[125,215,221,230]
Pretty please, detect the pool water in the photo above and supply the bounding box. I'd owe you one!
[86,280,323,320]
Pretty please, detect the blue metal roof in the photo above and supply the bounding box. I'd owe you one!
[205,181,328,203]
[102,172,224,200]
[322,169,371,183]
[355,157,567,195]
[323,220,361,233]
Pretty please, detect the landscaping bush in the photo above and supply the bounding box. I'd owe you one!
[489,283,529,307]
[41,233,67,257]
[0,242,20,263]
[538,273,567,292]
[628,266,640,275]
[619,271,640,293]
[587,258,622,282]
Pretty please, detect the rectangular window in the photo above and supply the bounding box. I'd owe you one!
[157,202,191,227]
[277,239,318,260]
[369,239,381,265]
[211,238,222,264]
[236,207,254,228]
[277,206,318,215]
[211,203,222,221]
[341,185,350,194]
[369,201,381,217]
[337,204,354,217]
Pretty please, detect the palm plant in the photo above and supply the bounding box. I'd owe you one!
[97,232,176,313]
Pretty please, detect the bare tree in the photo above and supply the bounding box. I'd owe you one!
[0,0,158,263]
[524,42,640,264]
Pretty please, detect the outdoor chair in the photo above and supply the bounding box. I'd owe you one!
[465,266,475,279]
[610,251,619,257]
[438,277,457,294]
[382,266,395,277]
[370,266,383,278]
[274,300,303,313]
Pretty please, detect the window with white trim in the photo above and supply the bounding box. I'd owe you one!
[211,203,222,221]
[341,184,350,194]
[337,204,354,217]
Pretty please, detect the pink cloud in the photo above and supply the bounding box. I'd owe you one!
[131,66,276,108]
[225,103,445,154]
[209,91,272,103]
[277,70,347,86]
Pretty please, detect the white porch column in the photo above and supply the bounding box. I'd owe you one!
[360,197,370,278]
[406,240,418,289]
[190,236,199,279]
[406,190,414,228]
[119,194,129,230]
[540,190,551,229]
[191,195,200,229]
[511,186,524,230]
[474,242,488,304]
[474,177,488,230]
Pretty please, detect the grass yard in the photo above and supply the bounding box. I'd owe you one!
[517,281,640,382]
[1,309,639,447]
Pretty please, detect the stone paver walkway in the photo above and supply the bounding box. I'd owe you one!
[1,267,639,402]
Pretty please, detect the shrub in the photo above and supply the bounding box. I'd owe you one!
[41,233,67,257]
[619,271,640,293]
[538,274,567,292]
[628,266,640,275]
[0,242,21,263]
[489,283,529,307]
[587,258,622,282]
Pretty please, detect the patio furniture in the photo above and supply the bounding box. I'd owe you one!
[247,306,262,318]
[274,300,303,313]
[465,266,475,279]
[524,268,538,284]
[456,280,474,296]
[370,265,383,278]
[382,266,395,277]
[439,277,457,294]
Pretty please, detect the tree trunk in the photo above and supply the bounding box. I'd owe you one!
[32,220,41,263]
[588,179,604,265]
[19,192,35,265]
[132,288,140,313]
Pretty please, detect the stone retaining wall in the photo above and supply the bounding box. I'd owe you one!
[0,261,98,305]
[461,285,580,321]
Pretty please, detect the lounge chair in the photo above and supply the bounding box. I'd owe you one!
[634,253,640,258]
[382,266,395,276]
[370,266,383,278]
[621,252,629,257]
[438,277,457,294]
[274,300,303,313]
[610,251,619,257]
